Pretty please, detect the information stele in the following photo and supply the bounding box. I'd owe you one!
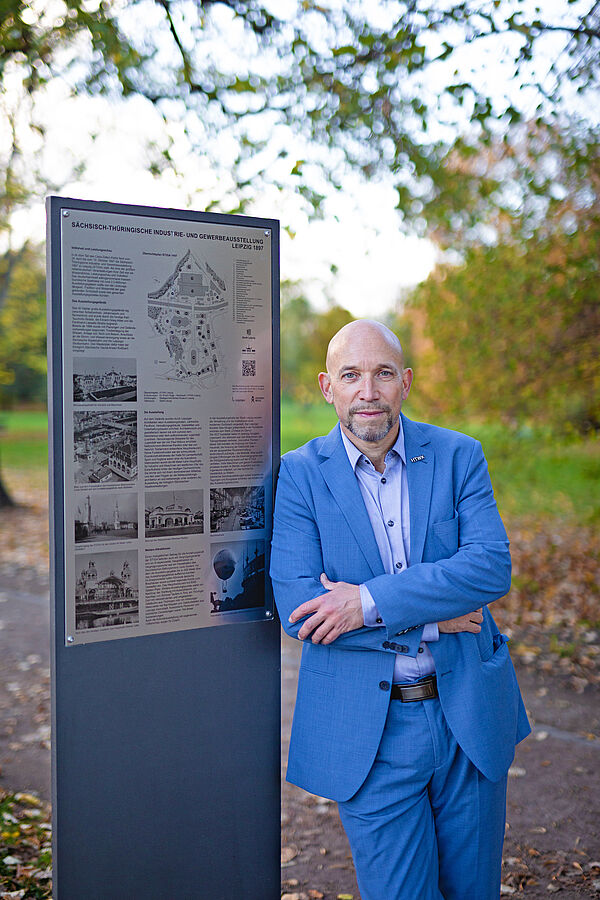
[47,196,280,899]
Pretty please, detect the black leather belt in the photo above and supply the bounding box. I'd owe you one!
[391,675,438,702]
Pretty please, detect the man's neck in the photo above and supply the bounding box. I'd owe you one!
[340,420,400,474]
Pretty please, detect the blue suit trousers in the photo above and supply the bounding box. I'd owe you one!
[337,695,508,900]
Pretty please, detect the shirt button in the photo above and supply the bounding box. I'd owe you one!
[395,562,403,569]
[379,681,390,691]
[387,520,394,527]
[376,616,383,624]
[418,647,424,653]
[381,477,386,484]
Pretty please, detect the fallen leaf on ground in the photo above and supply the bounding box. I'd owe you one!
[281,845,299,864]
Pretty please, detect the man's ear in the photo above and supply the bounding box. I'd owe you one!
[318,371,334,404]
[402,367,413,401]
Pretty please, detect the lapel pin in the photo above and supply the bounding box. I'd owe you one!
[410,455,426,463]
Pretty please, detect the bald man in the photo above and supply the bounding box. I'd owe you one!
[270,320,529,900]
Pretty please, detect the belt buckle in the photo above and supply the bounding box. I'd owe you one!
[398,675,436,702]
[421,678,435,700]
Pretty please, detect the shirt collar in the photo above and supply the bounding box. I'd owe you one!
[340,417,406,472]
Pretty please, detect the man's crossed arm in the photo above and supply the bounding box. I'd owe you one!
[290,572,483,645]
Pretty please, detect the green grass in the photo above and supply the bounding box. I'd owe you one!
[0,410,48,432]
[0,409,48,470]
[1,405,598,524]
[279,403,600,524]
[444,419,600,522]
[280,398,339,454]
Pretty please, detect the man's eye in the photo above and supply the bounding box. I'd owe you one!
[378,370,394,378]
[341,372,357,380]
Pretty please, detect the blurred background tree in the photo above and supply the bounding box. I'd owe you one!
[281,284,353,404]
[0,0,598,507]
[395,121,600,431]
[0,128,47,505]
[0,243,46,408]
[0,0,598,224]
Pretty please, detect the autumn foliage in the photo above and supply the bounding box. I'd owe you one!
[401,212,599,432]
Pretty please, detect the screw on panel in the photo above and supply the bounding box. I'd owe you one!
[66,635,74,643]
[264,230,270,236]
[265,610,273,618]
[62,210,70,217]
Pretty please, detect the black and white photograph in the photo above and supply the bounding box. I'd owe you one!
[73,357,137,402]
[145,489,204,537]
[210,484,265,533]
[73,409,138,484]
[209,539,265,614]
[74,490,138,543]
[75,550,139,631]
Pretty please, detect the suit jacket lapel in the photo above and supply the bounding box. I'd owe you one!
[402,414,434,565]
[319,426,385,578]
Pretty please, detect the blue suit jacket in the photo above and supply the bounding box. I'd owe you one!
[270,415,530,801]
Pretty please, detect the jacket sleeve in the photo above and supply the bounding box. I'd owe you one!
[270,456,424,656]
[366,440,511,639]
[270,439,510,651]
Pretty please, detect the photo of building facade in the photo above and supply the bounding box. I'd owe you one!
[145,489,204,537]
[75,552,139,631]
[73,357,137,402]
[73,410,138,484]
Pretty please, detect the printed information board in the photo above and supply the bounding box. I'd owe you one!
[47,197,280,900]
[58,203,275,645]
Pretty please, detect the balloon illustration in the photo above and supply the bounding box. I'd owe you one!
[213,548,236,593]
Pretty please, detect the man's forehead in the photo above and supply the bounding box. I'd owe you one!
[326,320,405,372]
[329,337,404,372]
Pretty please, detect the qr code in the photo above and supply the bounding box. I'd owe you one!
[242,360,256,377]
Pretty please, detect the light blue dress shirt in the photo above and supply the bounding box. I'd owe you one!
[340,422,439,683]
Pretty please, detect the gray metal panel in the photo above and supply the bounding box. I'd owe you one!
[47,197,280,899]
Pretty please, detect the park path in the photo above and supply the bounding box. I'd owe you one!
[0,484,599,897]
[1,579,598,898]
[0,572,51,801]
[281,634,600,900]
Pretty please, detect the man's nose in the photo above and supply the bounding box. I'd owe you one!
[359,375,379,400]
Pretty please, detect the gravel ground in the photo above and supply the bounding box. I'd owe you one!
[0,478,598,898]
[281,634,600,900]
[0,578,599,898]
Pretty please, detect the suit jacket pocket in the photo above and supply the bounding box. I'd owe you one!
[478,629,508,662]
[430,514,459,559]
[301,642,333,676]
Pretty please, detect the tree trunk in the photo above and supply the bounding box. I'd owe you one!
[0,473,14,507]
[0,463,15,508]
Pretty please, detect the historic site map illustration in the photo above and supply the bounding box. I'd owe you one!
[148,250,228,389]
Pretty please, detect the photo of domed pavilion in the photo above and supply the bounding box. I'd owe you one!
[145,489,204,537]
[75,551,139,631]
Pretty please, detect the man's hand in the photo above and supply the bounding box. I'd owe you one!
[439,608,483,634]
[289,574,364,644]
